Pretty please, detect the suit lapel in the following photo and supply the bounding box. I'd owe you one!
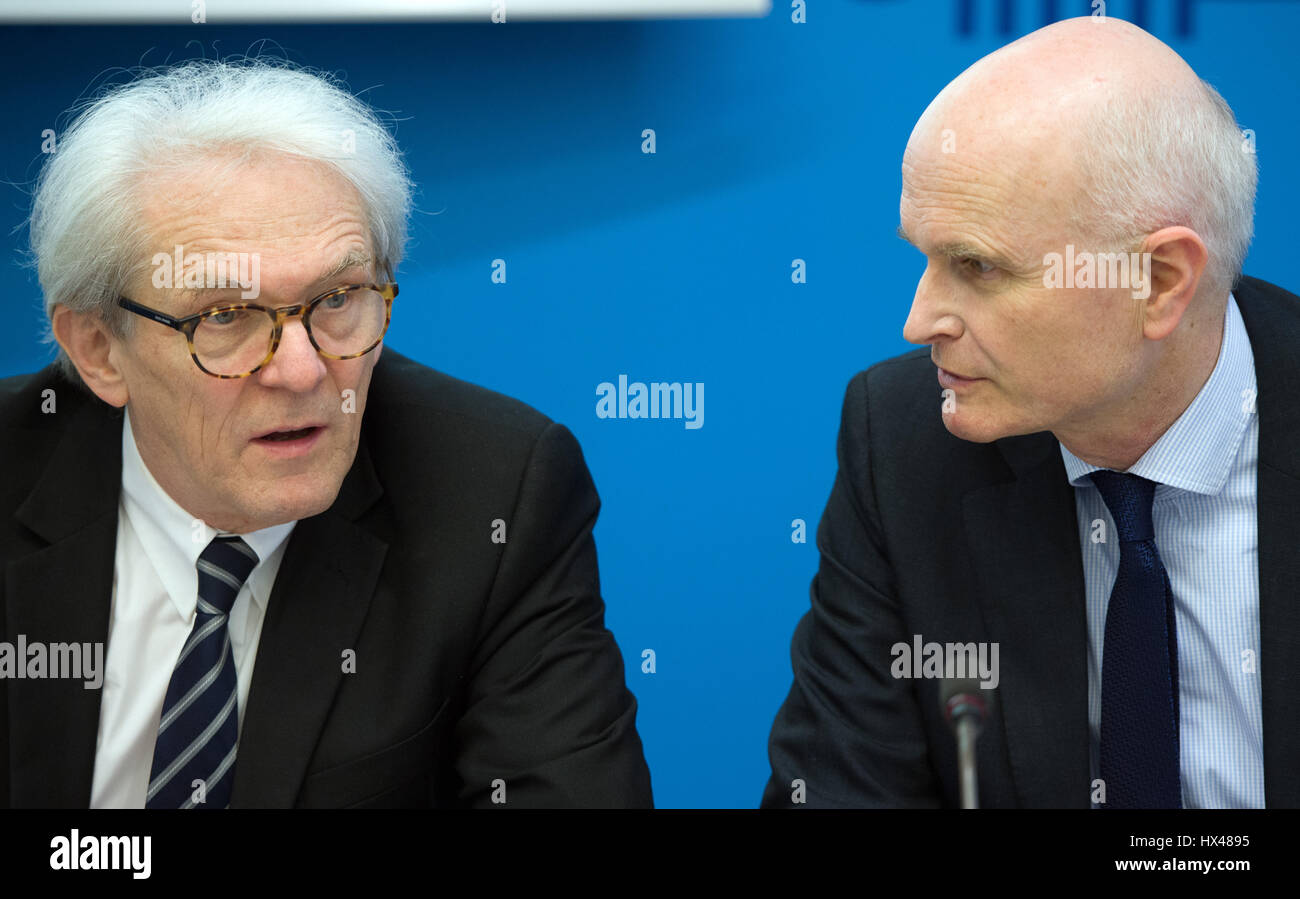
[963,433,1090,807]
[230,433,386,808]
[6,394,122,806]
[1234,277,1300,808]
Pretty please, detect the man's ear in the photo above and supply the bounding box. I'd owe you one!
[51,304,130,407]
[1141,226,1209,342]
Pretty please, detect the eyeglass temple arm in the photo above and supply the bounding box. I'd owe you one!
[118,297,185,331]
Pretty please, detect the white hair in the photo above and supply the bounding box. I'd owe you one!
[28,57,413,383]
[1069,77,1257,302]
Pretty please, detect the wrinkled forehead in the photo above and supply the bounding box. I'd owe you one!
[124,151,374,308]
[134,149,361,224]
[137,151,365,231]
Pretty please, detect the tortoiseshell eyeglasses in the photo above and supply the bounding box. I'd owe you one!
[117,282,398,379]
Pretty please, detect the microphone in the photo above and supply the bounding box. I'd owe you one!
[940,678,993,809]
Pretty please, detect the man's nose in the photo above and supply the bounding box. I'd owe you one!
[257,316,327,390]
[902,267,964,345]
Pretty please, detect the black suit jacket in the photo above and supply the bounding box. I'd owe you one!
[763,274,1300,808]
[0,348,653,807]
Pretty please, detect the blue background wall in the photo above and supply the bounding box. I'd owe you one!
[1,0,1296,807]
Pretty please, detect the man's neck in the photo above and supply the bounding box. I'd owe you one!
[1056,307,1226,471]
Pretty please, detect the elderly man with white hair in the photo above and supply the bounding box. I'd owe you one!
[0,58,652,808]
[764,16,1298,809]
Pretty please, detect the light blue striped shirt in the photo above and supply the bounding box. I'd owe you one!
[1059,292,1263,809]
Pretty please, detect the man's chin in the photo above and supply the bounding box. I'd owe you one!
[941,407,1047,444]
[940,410,1012,445]
[275,490,340,524]
[234,481,343,531]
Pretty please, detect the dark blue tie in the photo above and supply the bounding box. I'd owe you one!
[1090,470,1181,808]
[146,535,258,809]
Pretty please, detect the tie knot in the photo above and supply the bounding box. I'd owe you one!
[196,535,259,616]
[1089,470,1158,543]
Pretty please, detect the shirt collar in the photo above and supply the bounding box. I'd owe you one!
[1060,291,1257,495]
[120,410,297,622]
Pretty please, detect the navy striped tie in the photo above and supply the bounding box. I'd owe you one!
[146,535,258,809]
[1090,470,1181,808]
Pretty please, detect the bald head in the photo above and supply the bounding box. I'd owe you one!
[913,17,1202,153]
[905,17,1216,267]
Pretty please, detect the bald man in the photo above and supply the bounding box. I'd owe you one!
[763,17,1299,809]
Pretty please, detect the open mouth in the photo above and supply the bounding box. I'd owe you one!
[256,426,321,443]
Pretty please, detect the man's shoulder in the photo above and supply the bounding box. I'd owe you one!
[354,350,594,558]
[0,362,102,437]
[840,346,947,442]
[1235,274,1300,348]
[0,363,111,521]
[1237,273,1300,305]
[362,348,559,461]
[850,346,934,400]
[367,348,553,432]
[835,346,1051,490]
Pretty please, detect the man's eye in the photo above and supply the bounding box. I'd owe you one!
[957,257,997,277]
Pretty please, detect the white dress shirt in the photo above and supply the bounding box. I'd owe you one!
[90,410,297,808]
[1060,292,1263,808]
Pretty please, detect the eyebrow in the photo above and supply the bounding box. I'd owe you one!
[175,249,376,310]
[317,249,376,284]
[896,225,1019,269]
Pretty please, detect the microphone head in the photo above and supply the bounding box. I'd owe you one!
[940,677,992,730]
